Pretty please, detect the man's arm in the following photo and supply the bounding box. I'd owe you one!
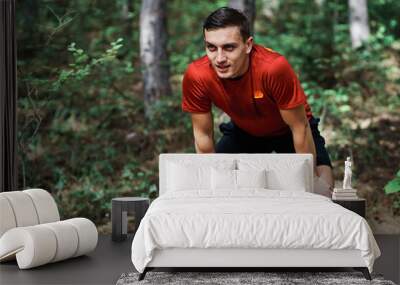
[191,112,215,153]
[280,105,334,194]
[279,105,317,169]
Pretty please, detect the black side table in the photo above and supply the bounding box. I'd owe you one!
[112,197,150,242]
[332,198,366,218]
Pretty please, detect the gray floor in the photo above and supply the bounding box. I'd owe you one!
[375,235,400,284]
[0,235,399,285]
[0,235,135,285]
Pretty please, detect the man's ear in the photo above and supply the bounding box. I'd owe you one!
[246,36,253,54]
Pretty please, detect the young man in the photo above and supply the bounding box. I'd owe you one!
[181,7,333,194]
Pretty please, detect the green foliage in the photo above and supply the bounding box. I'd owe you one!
[16,0,400,225]
[52,38,130,90]
[384,170,400,215]
[120,162,158,198]
[167,0,228,74]
[385,170,400,195]
[255,0,400,213]
[256,1,399,121]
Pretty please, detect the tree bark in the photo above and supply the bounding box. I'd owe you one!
[348,0,370,49]
[122,0,133,43]
[139,0,171,118]
[228,0,256,36]
[261,0,279,20]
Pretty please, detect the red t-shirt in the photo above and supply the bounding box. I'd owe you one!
[182,44,313,137]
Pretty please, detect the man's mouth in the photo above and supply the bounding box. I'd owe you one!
[216,65,230,72]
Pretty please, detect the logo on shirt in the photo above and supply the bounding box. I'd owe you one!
[254,90,264,99]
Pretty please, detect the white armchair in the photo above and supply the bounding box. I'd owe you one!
[0,189,98,269]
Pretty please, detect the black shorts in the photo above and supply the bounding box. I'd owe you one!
[215,117,332,168]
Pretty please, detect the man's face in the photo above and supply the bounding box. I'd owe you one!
[204,26,253,79]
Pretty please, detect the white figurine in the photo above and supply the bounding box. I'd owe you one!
[343,157,352,189]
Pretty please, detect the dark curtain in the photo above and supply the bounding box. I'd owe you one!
[0,0,18,192]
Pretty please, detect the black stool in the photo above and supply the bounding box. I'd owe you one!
[111,197,149,242]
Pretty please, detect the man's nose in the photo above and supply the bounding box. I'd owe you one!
[216,49,227,63]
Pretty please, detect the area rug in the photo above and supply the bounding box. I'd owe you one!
[116,271,396,285]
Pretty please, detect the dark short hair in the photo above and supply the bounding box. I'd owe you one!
[203,7,250,42]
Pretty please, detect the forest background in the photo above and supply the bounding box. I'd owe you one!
[16,0,400,233]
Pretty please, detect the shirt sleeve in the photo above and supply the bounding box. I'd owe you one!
[266,56,307,110]
[181,64,212,113]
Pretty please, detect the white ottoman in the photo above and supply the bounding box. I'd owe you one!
[0,189,98,269]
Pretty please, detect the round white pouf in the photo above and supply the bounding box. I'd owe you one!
[0,189,98,269]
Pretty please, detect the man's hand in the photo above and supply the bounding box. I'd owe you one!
[316,165,334,188]
[279,105,317,171]
[314,174,332,197]
[191,112,215,153]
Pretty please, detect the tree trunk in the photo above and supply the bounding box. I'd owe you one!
[140,0,171,118]
[228,0,256,36]
[321,1,336,87]
[122,0,133,43]
[348,0,370,49]
[261,0,279,20]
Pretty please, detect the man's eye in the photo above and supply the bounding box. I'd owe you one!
[207,46,216,51]
[225,46,235,51]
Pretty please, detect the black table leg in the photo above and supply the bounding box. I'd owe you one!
[354,267,372,280]
[138,267,149,281]
[111,200,123,241]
